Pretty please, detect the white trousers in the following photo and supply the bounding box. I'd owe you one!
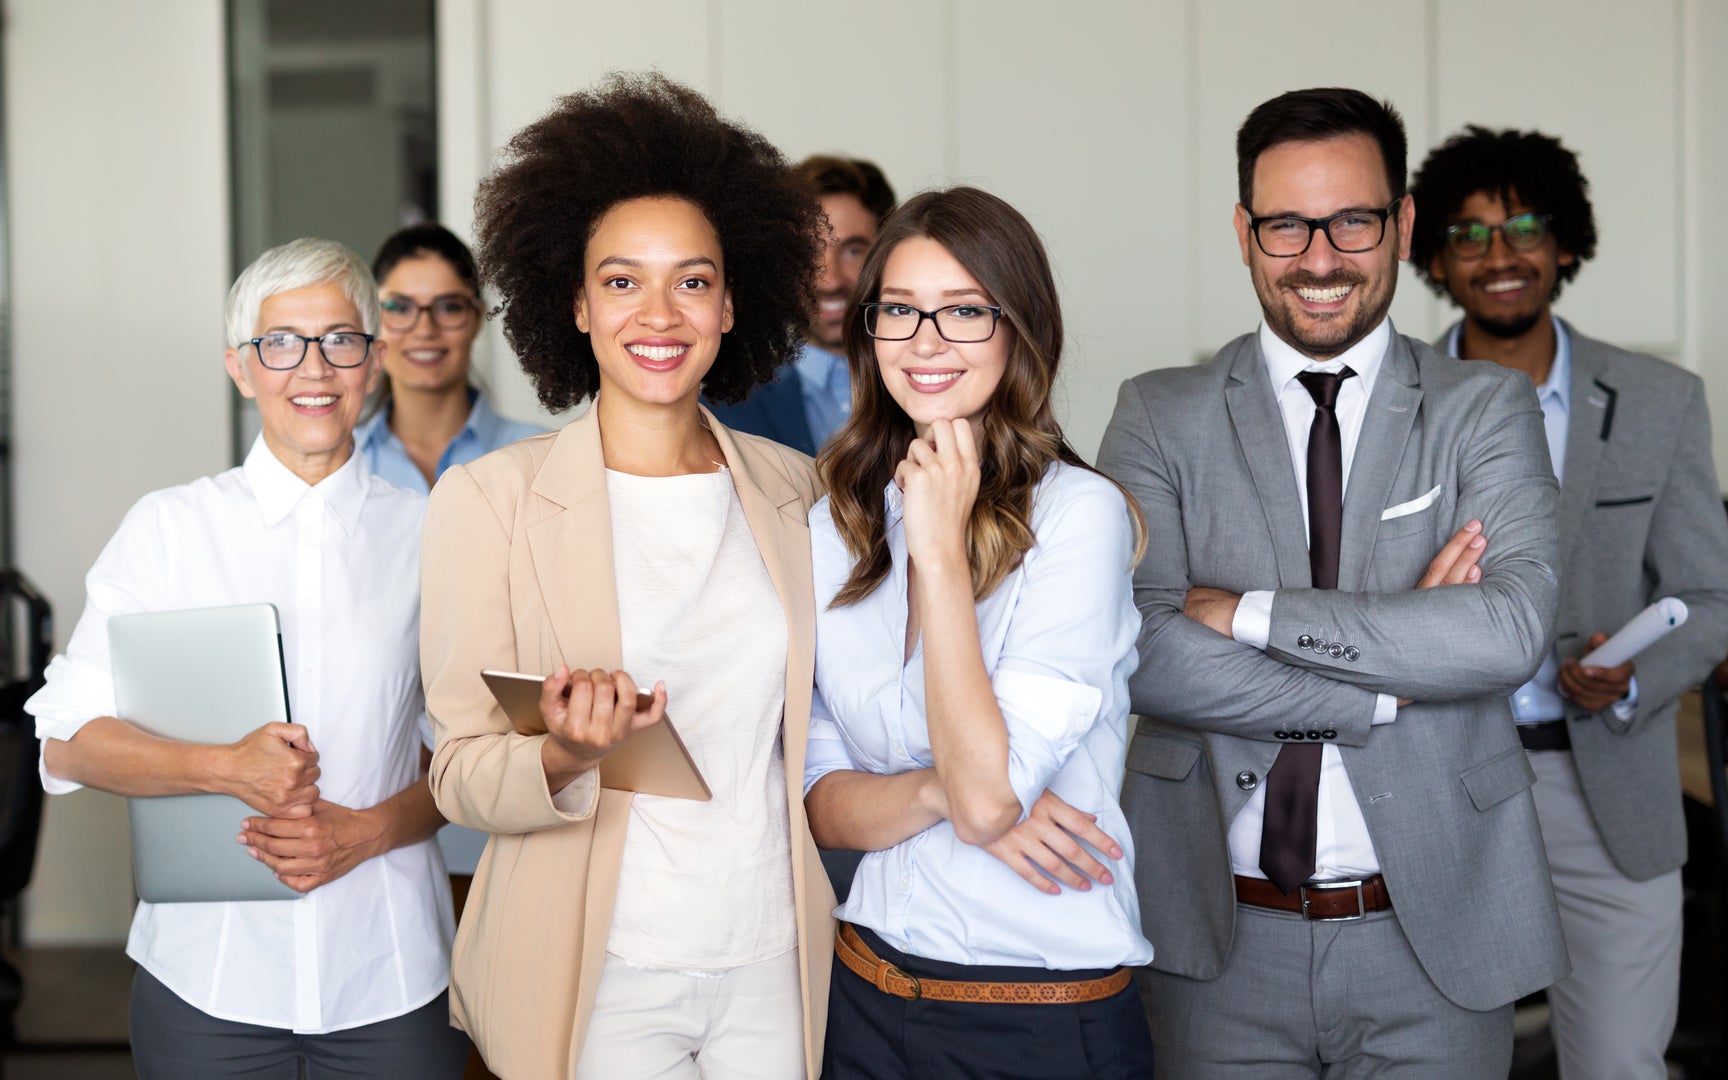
[1528,749,1682,1080]
[573,950,805,1080]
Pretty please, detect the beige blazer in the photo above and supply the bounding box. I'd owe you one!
[420,401,835,1080]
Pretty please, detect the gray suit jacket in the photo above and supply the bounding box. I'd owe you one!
[1440,320,1728,881]
[1098,330,1569,1012]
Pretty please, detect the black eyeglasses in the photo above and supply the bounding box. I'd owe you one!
[247,332,375,370]
[380,293,478,332]
[1442,213,1552,260]
[1247,199,1403,257]
[860,302,1005,343]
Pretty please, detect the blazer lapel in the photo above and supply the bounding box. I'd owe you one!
[1557,325,1610,581]
[1339,335,1422,590]
[526,405,624,670]
[1224,340,1313,588]
[704,409,815,781]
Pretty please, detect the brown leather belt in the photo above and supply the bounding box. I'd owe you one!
[835,922,1132,1004]
[1234,874,1392,921]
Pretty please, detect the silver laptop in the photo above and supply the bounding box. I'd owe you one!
[109,603,303,903]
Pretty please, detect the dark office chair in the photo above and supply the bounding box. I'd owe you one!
[0,570,53,1046]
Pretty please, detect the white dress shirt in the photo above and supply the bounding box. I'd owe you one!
[1226,319,1397,881]
[804,464,1154,970]
[603,469,797,972]
[26,437,453,1033]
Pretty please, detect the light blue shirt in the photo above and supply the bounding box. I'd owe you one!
[804,464,1154,970]
[792,342,851,449]
[1448,319,1635,721]
[355,388,545,495]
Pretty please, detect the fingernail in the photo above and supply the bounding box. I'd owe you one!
[247,848,260,860]
[1470,536,1484,548]
[1079,881,1091,891]
[1467,519,1482,532]
[236,833,246,844]
[1101,872,1114,884]
[1111,846,1124,858]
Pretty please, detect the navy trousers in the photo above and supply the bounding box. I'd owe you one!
[822,925,1154,1080]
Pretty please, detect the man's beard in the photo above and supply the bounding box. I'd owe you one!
[1259,269,1389,361]
[1469,310,1544,340]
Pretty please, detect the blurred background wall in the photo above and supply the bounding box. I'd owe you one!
[6,0,1727,944]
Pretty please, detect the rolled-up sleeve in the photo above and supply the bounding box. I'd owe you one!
[993,477,1140,812]
[803,687,858,797]
[26,499,160,794]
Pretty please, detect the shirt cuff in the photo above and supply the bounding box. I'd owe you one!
[1372,694,1398,725]
[1231,590,1274,649]
[549,770,599,816]
[1611,675,1640,722]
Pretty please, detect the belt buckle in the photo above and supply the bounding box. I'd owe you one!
[879,963,923,1001]
[1300,879,1366,922]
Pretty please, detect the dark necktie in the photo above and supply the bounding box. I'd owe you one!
[1259,366,1356,894]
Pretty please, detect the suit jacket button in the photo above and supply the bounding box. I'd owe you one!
[1297,634,1314,649]
[1344,646,1360,662]
[1307,730,1323,740]
[1322,729,1338,739]
[1312,637,1328,652]
[1328,643,1345,658]
[1236,771,1258,791]
[1275,730,1289,740]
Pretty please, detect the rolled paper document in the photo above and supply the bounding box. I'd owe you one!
[1578,597,1689,669]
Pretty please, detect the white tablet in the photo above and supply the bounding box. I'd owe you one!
[109,603,303,903]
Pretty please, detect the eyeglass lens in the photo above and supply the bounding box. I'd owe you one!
[255,332,371,369]
[1445,214,1548,258]
[865,304,998,342]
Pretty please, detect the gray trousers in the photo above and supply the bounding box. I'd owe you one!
[1142,903,1511,1078]
[1528,749,1681,1080]
[129,967,468,1080]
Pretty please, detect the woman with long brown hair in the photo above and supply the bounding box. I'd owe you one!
[802,186,1155,1078]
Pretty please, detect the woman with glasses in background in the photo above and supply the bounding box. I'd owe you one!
[357,223,545,494]
[26,238,465,1078]
[803,187,1156,1079]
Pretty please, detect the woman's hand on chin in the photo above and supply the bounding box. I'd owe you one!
[539,665,666,791]
[896,417,980,573]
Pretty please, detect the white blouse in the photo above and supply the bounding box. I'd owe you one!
[603,468,796,971]
[26,438,452,1033]
[804,463,1155,970]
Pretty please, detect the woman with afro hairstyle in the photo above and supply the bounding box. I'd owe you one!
[802,187,1156,1077]
[418,73,833,1080]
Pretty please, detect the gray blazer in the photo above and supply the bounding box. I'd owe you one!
[1098,330,1569,1012]
[1440,320,1728,881]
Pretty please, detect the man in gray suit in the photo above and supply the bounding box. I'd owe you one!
[1411,125,1728,1080]
[1098,88,1569,1077]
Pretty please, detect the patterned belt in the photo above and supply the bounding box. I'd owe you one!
[834,922,1132,1004]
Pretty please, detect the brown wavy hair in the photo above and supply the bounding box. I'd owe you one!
[819,187,1146,607]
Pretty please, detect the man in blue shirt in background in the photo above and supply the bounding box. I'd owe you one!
[706,155,894,456]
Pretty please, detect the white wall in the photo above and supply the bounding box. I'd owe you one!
[8,0,1728,943]
[6,0,231,942]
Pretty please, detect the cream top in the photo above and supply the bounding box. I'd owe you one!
[603,467,796,970]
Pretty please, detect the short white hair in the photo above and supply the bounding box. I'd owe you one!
[225,237,380,347]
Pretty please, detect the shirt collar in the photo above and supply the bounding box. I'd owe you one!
[243,434,370,534]
[1257,316,1390,400]
[794,341,845,389]
[356,386,493,451]
[1445,315,1570,411]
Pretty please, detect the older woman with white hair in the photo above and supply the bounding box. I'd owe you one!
[26,238,465,1078]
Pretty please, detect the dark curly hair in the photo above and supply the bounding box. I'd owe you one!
[473,72,825,410]
[1410,125,1596,300]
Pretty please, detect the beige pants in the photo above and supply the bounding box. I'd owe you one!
[1528,749,1681,1080]
[573,950,804,1080]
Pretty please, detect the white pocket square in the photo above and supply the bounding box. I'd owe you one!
[1381,484,1443,521]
